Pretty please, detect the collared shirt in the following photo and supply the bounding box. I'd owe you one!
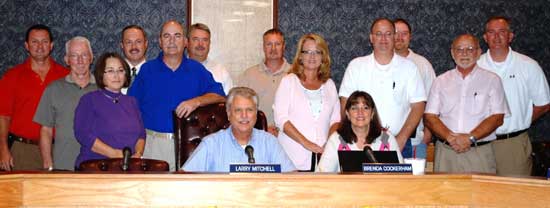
[182,127,296,172]
[74,89,146,167]
[122,59,146,95]
[128,52,225,133]
[339,53,426,135]
[238,59,291,126]
[202,57,234,95]
[425,65,510,142]
[478,48,550,134]
[33,74,97,170]
[0,58,68,140]
[406,49,436,145]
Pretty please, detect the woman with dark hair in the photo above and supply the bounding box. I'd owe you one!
[316,91,403,172]
[73,52,145,168]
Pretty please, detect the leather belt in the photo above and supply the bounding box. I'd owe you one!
[146,129,173,139]
[496,129,528,140]
[8,133,39,145]
[437,138,491,148]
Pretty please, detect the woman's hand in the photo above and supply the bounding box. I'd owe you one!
[302,140,323,153]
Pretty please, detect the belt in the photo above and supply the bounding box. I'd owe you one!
[437,138,491,148]
[8,133,39,145]
[146,129,173,139]
[496,129,528,140]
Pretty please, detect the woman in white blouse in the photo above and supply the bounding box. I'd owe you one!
[273,33,340,171]
[316,91,404,172]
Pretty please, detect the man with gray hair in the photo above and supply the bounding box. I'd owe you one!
[34,36,98,170]
[187,23,233,94]
[183,87,295,172]
[425,34,508,173]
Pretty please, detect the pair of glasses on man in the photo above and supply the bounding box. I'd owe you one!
[453,46,479,54]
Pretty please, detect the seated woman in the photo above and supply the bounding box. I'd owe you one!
[74,52,145,168]
[316,91,403,172]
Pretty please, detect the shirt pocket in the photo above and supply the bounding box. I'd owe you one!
[392,81,407,105]
[468,92,489,116]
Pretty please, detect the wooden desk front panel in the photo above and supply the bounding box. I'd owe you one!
[0,173,548,207]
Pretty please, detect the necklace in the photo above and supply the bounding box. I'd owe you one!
[102,91,122,104]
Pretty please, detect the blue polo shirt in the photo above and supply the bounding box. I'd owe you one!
[128,52,224,133]
[182,127,296,172]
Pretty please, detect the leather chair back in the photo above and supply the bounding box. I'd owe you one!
[173,102,268,170]
[78,158,169,172]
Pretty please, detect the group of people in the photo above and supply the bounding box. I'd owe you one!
[1,16,548,176]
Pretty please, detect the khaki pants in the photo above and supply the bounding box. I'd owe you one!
[143,130,176,171]
[434,140,496,174]
[11,141,42,170]
[492,132,532,176]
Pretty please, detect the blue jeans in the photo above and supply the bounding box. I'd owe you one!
[402,139,427,159]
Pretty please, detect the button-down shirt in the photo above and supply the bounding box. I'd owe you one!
[183,127,296,172]
[425,65,510,142]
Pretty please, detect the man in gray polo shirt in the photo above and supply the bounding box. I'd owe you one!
[34,36,97,170]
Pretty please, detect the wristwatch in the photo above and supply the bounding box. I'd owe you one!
[469,135,477,147]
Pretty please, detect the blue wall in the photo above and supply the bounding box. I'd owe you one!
[1,0,548,140]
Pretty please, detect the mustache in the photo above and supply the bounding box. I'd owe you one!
[130,48,140,53]
[194,46,206,51]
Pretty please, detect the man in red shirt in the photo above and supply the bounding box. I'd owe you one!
[0,24,69,171]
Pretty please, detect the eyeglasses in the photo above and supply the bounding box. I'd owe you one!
[104,69,125,76]
[453,46,478,54]
[301,50,322,56]
[373,31,394,39]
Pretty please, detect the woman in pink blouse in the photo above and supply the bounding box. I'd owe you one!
[273,33,340,171]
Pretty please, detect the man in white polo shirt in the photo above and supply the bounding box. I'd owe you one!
[477,16,550,176]
[339,18,426,151]
[393,18,436,159]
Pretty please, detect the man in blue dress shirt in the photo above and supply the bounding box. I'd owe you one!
[182,87,296,172]
[128,20,225,171]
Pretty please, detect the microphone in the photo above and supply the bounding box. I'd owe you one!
[122,147,132,171]
[363,146,378,163]
[245,145,255,164]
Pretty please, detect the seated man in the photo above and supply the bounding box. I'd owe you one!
[182,87,296,172]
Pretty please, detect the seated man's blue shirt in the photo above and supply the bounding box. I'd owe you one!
[182,127,296,172]
[128,52,224,133]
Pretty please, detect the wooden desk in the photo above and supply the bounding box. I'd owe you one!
[1,172,549,207]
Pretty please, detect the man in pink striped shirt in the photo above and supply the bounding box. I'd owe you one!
[424,34,509,174]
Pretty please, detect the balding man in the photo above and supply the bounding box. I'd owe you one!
[129,20,225,171]
[339,18,426,152]
[477,16,550,176]
[425,34,509,173]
